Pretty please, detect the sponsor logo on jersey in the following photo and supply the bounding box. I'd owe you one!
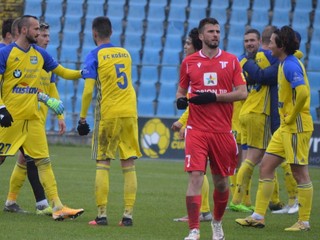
[12,82,38,94]
[13,69,22,78]
[203,72,217,86]
[30,56,38,64]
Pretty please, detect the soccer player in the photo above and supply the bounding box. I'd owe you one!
[0,19,14,47]
[77,16,141,226]
[172,28,212,223]
[229,28,278,213]
[176,17,247,240]
[4,21,66,215]
[0,15,84,221]
[240,27,301,214]
[236,26,313,231]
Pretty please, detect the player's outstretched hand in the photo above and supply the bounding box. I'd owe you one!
[77,120,90,136]
[189,92,217,105]
[0,107,13,127]
[176,97,188,109]
[38,92,64,115]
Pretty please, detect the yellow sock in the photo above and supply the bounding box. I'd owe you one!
[96,162,110,217]
[35,158,62,208]
[243,177,252,207]
[255,179,274,216]
[122,166,137,216]
[270,171,280,204]
[7,163,27,202]
[297,182,313,222]
[200,175,210,213]
[232,159,254,205]
[229,170,237,198]
[281,162,297,205]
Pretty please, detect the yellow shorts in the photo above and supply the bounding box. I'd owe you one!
[240,112,271,149]
[92,117,142,161]
[266,129,312,165]
[0,119,49,158]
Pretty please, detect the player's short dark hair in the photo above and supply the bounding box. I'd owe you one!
[92,16,112,38]
[198,17,219,33]
[188,28,202,51]
[18,15,38,33]
[40,22,49,30]
[261,25,277,45]
[245,28,260,40]
[273,26,299,55]
[2,19,14,38]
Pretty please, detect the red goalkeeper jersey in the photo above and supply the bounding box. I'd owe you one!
[179,48,246,133]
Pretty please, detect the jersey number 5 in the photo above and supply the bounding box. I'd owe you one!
[115,64,128,89]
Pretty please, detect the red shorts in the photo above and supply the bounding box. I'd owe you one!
[184,128,238,176]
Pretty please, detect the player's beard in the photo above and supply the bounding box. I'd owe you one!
[204,38,219,49]
[26,32,37,44]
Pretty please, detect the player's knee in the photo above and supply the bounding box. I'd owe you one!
[25,155,51,166]
[0,156,6,165]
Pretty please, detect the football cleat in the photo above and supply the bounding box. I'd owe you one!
[229,202,253,213]
[200,211,213,222]
[119,217,133,226]
[89,216,108,226]
[184,228,200,240]
[36,205,52,216]
[285,221,310,231]
[288,201,299,214]
[235,216,265,228]
[52,206,84,221]
[3,203,28,214]
[211,220,225,240]
[269,201,284,211]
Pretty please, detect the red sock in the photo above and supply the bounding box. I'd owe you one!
[213,189,229,221]
[186,195,201,229]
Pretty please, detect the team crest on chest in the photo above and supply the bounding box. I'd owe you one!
[30,56,38,64]
[203,72,217,86]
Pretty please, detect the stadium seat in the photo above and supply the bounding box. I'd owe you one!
[209,5,228,26]
[149,0,167,7]
[250,8,270,29]
[307,55,320,71]
[125,19,144,34]
[110,32,122,47]
[127,1,147,20]
[86,2,105,16]
[44,1,63,18]
[24,0,42,16]
[188,6,207,21]
[210,0,230,9]
[311,89,319,108]
[229,7,249,25]
[63,16,82,34]
[164,35,183,50]
[166,20,186,37]
[156,99,176,116]
[158,82,177,101]
[62,31,80,48]
[46,45,59,61]
[59,45,79,64]
[271,9,290,27]
[123,33,142,51]
[251,0,271,10]
[132,65,139,83]
[128,49,141,65]
[106,2,125,20]
[167,5,187,22]
[144,34,163,51]
[308,72,320,90]
[161,49,181,66]
[141,48,161,65]
[273,0,292,11]
[147,4,166,21]
[170,0,189,7]
[145,19,165,35]
[140,66,159,83]
[45,15,62,34]
[159,66,179,83]
[190,0,208,8]
[228,22,246,39]
[65,0,84,17]
[227,36,244,57]
[137,99,155,116]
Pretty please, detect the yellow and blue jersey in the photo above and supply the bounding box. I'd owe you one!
[240,49,277,116]
[278,55,313,133]
[82,43,137,120]
[0,43,58,120]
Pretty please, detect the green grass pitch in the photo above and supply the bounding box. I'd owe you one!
[0,144,318,240]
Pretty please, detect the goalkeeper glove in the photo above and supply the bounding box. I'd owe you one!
[77,120,90,136]
[176,97,189,110]
[189,92,217,105]
[0,107,13,127]
[38,92,64,115]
